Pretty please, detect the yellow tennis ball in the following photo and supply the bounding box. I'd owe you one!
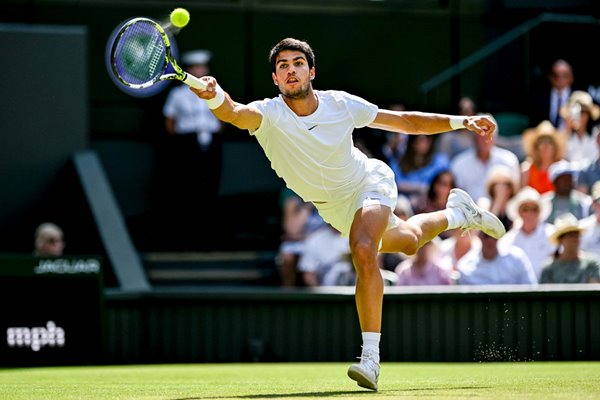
[170,8,190,28]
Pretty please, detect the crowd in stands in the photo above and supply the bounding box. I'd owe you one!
[275,59,600,287]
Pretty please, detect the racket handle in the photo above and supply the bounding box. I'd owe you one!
[182,73,207,90]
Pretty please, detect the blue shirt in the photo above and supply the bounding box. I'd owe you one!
[389,152,450,191]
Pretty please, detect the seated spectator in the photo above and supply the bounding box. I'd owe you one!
[33,222,65,257]
[388,134,449,206]
[451,113,520,202]
[540,213,600,283]
[457,230,537,285]
[542,160,592,223]
[414,170,455,215]
[297,224,353,286]
[560,91,600,169]
[413,170,456,239]
[580,181,600,258]
[482,164,519,230]
[520,120,565,194]
[437,228,480,274]
[395,241,453,286]
[500,186,556,279]
[577,126,600,194]
[277,188,326,286]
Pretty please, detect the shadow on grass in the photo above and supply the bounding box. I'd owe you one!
[172,385,491,399]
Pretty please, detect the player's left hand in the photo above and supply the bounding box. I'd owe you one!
[465,115,496,142]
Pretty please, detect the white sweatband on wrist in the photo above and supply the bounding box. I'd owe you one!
[449,116,465,130]
[205,85,225,109]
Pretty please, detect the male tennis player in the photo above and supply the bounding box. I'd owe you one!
[191,37,505,391]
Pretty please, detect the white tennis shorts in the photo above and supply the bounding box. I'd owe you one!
[313,158,400,237]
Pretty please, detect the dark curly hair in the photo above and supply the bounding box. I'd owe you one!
[269,38,315,72]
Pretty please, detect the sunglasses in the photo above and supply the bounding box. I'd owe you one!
[520,205,540,213]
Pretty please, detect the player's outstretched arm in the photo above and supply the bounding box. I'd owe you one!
[369,110,496,142]
[190,76,262,131]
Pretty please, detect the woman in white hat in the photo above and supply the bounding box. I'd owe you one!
[499,186,555,279]
[483,164,519,230]
[561,90,600,169]
[539,213,600,283]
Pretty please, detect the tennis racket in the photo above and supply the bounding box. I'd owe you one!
[110,17,206,90]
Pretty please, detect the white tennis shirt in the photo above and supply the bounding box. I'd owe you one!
[249,90,378,203]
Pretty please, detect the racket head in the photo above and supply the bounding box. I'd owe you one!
[110,17,176,89]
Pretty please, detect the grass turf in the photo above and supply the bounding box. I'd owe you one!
[1,362,599,399]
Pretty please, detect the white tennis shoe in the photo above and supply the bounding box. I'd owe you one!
[347,348,380,391]
[447,188,506,239]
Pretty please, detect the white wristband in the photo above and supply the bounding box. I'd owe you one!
[449,116,465,130]
[205,84,225,109]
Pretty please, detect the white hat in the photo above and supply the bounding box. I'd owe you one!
[182,50,212,66]
[506,186,551,223]
[592,181,600,202]
[548,159,578,182]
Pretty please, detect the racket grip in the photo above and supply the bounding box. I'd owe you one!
[182,73,207,90]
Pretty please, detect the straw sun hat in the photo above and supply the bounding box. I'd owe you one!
[559,90,600,121]
[521,120,566,160]
[548,213,586,245]
[485,165,518,198]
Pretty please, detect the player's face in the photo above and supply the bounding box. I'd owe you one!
[272,50,315,99]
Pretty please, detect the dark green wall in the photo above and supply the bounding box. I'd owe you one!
[104,286,600,363]
[0,1,493,142]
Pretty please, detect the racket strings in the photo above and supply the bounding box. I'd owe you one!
[113,21,167,85]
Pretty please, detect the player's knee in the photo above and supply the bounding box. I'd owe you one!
[350,239,378,269]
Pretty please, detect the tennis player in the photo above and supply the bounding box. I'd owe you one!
[191,37,505,391]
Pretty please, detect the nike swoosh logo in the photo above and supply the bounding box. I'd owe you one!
[308,125,318,131]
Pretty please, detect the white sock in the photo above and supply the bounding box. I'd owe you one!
[444,207,466,230]
[361,332,381,362]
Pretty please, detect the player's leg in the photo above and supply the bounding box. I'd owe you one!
[349,204,389,333]
[380,188,506,253]
[379,211,447,253]
[346,203,390,391]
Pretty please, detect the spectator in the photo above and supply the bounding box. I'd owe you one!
[531,59,574,130]
[580,181,600,258]
[500,186,556,279]
[437,95,478,159]
[388,134,449,206]
[540,213,600,284]
[395,241,453,286]
[560,91,600,169]
[414,170,456,215]
[437,228,480,274]
[451,113,520,202]
[543,160,592,223]
[482,164,519,230]
[297,224,353,286]
[33,222,65,257]
[520,120,565,194]
[277,187,326,286]
[577,126,600,194]
[457,231,537,285]
[161,49,223,229]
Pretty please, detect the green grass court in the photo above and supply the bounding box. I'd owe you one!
[2,362,599,399]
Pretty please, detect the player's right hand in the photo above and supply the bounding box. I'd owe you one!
[190,76,218,100]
